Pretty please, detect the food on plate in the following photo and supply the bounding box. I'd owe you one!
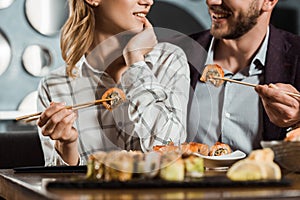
[131,150,146,174]
[284,127,300,141]
[209,142,232,156]
[187,142,209,156]
[104,151,134,182]
[86,146,205,182]
[200,64,225,87]
[159,151,205,181]
[247,147,274,162]
[131,150,162,178]
[227,148,281,181]
[227,160,267,181]
[184,155,204,178]
[101,87,126,111]
[87,141,239,182]
[263,162,282,180]
[153,142,179,153]
[143,151,161,178]
[86,151,107,180]
[153,142,209,156]
[159,152,185,181]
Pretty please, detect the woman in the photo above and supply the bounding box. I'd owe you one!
[37,0,190,166]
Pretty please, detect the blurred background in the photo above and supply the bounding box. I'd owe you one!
[0,0,299,131]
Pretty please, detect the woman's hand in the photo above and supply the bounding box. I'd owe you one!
[123,18,157,66]
[37,102,79,165]
[255,83,300,127]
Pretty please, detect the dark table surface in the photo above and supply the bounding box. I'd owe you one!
[1,167,300,200]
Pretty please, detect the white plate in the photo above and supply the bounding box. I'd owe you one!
[194,150,246,169]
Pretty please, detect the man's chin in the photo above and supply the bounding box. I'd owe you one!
[210,29,225,39]
[210,26,236,39]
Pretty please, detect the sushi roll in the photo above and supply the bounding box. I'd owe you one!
[101,88,126,111]
[159,152,184,181]
[209,142,232,156]
[184,155,204,178]
[200,64,225,87]
[104,151,134,182]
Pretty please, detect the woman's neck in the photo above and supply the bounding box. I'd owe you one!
[86,32,128,83]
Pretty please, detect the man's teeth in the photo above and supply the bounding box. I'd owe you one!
[135,13,146,17]
[213,11,231,19]
[213,13,230,19]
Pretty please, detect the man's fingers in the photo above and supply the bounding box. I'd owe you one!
[268,83,279,89]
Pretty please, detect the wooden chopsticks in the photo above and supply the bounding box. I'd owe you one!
[211,76,257,87]
[211,76,300,98]
[16,98,115,123]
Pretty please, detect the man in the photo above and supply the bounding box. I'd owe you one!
[187,0,300,154]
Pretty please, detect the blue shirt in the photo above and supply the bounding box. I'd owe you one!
[187,28,270,154]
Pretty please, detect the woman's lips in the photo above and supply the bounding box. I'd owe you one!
[133,12,147,21]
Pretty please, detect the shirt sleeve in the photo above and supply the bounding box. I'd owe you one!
[37,78,82,166]
[120,43,190,152]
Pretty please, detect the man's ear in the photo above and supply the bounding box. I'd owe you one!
[85,0,101,7]
[262,0,278,12]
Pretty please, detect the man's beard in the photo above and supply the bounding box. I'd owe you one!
[211,1,261,39]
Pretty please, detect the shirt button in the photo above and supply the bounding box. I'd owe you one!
[225,112,231,118]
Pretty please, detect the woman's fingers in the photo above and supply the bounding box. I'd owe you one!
[49,112,77,142]
[40,106,76,140]
[143,17,153,29]
[37,102,66,127]
[123,18,157,66]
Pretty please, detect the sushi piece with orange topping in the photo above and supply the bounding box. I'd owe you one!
[200,64,225,87]
[209,142,232,156]
[101,87,126,111]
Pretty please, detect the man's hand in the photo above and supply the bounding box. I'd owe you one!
[255,83,300,127]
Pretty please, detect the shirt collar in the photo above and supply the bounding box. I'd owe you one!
[249,26,269,76]
[76,55,108,78]
[205,26,270,77]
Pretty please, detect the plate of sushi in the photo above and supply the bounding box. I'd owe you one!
[85,144,206,183]
[193,142,246,168]
[83,141,245,184]
[45,141,295,189]
[195,150,246,168]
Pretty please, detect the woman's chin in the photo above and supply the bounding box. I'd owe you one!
[130,25,144,33]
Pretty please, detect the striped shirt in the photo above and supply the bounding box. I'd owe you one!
[37,42,190,166]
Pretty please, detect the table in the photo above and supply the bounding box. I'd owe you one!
[1,168,300,200]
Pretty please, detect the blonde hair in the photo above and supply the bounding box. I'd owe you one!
[61,0,95,77]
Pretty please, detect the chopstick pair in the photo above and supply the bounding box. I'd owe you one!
[16,98,115,123]
[211,76,300,98]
